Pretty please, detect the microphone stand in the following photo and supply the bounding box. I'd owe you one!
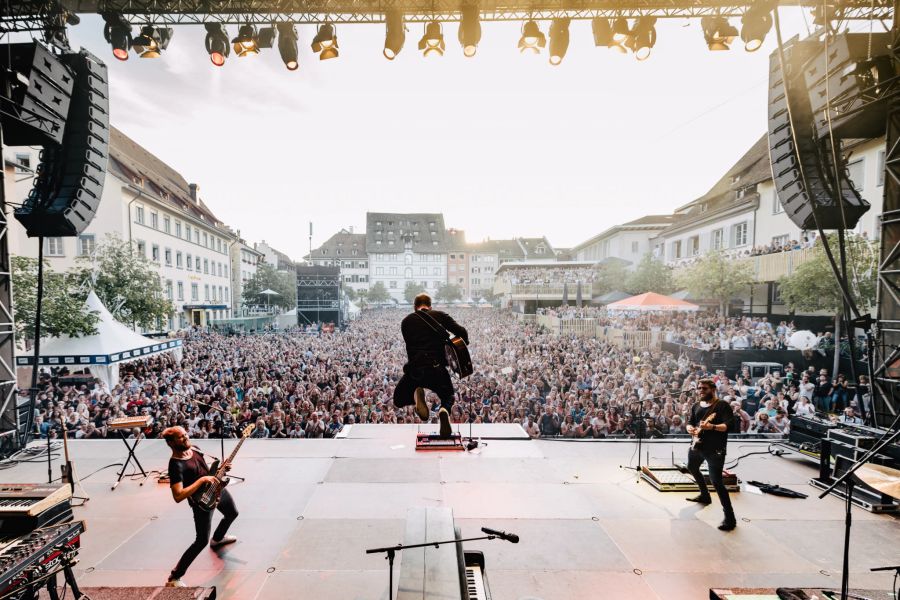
[620,398,646,478]
[192,399,246,483]
[366,533,507,600]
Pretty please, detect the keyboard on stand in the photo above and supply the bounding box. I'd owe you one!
[0,520,85,600]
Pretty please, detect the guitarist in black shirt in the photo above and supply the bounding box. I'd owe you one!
[393,293,469,438]
[685,379,737,531]
[163,426,239,587]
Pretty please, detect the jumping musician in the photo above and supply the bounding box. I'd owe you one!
[685,378,737,531]
[163,426,239,587]
[393,293,469,438]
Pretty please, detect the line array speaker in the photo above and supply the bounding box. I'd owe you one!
[14,49,109,238]
[767,37,870,231]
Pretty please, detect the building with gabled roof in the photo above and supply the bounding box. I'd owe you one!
[573,214,677,269]
[305,228,369,294]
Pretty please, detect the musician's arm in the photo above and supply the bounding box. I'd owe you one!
[441,315,469,345]
[170,477,215,503]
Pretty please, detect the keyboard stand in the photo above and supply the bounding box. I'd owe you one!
[112,429,148,491]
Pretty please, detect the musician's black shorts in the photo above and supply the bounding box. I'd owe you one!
[394,365,455,411]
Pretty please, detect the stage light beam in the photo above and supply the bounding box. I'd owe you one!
[548,19,570,65]
[204,23,230,66]
[518,20,546,54]
[459,5,481,57]
[277,22,299,70]
[312,24,339,60]
[418,21,445,57]
[383,11,406,60]
[102,13,132,61]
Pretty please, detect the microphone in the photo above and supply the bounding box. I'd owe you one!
[481,527,519,543]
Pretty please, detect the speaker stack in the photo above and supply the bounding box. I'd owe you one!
[13,47,110,238]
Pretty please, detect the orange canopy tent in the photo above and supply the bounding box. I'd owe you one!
[606,292,700,312]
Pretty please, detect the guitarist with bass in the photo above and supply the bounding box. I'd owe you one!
[685,379,737,532]
[163,425,239,588]
[393,293,470,438]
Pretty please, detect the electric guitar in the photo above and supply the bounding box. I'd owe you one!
[690,409,717,450]
[193,424,254,511]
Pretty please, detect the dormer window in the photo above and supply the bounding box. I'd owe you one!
[376,221,382,226]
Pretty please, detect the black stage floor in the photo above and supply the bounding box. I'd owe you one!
[6,425,899,600]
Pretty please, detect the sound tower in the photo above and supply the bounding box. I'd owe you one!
[296,266,341,327]
[14,49,109,237]
[767,37,870,231]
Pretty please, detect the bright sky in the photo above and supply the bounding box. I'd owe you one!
[52,11,878,258]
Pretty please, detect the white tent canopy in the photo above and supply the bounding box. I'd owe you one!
[17,291,183,389]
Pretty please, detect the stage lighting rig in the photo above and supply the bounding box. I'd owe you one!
[702,16,738,50]
[518,20,546,54]
[232,24,260,57]
[257,26,277,49]
[740,5,773,52]
[312,23,339,60]
[548,19,570,65]
[277,22,299,70]
[629,17,656,60]
[418,21,445,56]
[383,10,406,60]
[612,18,632,45]
[592,18,626,53]
[132,25,173,58]
[459,5,481,57]
[102,13,132,61]
[205,23,230,66]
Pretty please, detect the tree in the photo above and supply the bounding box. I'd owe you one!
[594,261,630,297]
[11,257,98,343]
[356,288,369,309]
[676,251,755,315]
[436,283,463,303]
[242,262,297,310]
[404,281,426,304]
[72,234,172,330]
[367,282,390,304]
[343,285,358,302]
[778,235,877,314]
[626,254,674,295]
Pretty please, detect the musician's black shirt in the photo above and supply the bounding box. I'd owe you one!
[168,450,209,489]
[401,309,469,368]
[689,400,734,452]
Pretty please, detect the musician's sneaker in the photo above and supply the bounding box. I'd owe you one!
[686,494,712,505]
[438,408,452,438]
[414,387,429,421]
[210,535,237,549]
[165,578,186,588]
[717,519,737,532]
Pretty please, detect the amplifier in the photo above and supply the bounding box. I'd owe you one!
[790,415,839,438]
[829,428,875,450]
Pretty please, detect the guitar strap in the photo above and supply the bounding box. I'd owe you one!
[414,310,452,341]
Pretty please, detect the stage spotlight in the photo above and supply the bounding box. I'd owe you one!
[257,26,277,49]
[383,10,405,60]
[740,7,772,52]
[277,22,299,70]
[459,5,481,57]
[205,23,230,66]
[102,13,132,61]
[132,25,173,58]
[518,20,546,54]
[232,24,260,57]
[592,17,626,54]
[548,19,570,65]
[629,17,656,61]
[702,16,738,51]
[612,18,631,44]
[418,21,445,57]
[312,24,339,60]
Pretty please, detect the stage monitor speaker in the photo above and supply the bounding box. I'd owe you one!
[0,42,73,146]
[14,49,109,238]
[804,32,894,140]
[767,38,870,231]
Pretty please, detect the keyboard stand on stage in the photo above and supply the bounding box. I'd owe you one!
[415,432,464,452]
[108,417,152,490]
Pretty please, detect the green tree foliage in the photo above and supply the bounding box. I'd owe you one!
[367,282,390,304]
[404,281,427,304]
[12,256,99,342]
[436,283,463,303]
[676,251,755,314]
[594,261,630,296]
[242,262,297,310]
[72,234,173,330]
[626,254,674,295]
[342,285,357,302]
[778,235,877,314]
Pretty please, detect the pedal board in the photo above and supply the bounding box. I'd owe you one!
[640,465,740,493]
[415,433,464,452]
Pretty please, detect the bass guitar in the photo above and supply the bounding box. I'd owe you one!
[690,410,717,450]
[193,424,254,511]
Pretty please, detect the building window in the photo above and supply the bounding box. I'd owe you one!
[772,234,790,247]
[631,241,639,253]
[150,211,159,229]
[672,240,682,259]
[14,153,31,174]
[389,281,397,289]
[175,221,182,238]
[689,236,700,256]
[848,157,865,192]
[177,281,184,300]
[204,285,210,301]
[712,228,724,250]
[878,150,886,187]
[151,244,160,262]
[165,280,173,300]
[185,225,191,241]
[77,234,95,256]
[176,252,183,268]
[376,267,384,275]
[772,193,784,214]
[204,259,209,274]
[136,240,146,257]
[194,230,200,244]
[45,237,64,256]
[225,286,229,300]
[203,232,208,247]
[218,263,223,277]
[732,222,749,247]
[163,215,171,233]
[164,248,172,266]
[135,206,145,224]
[191,283,199,301]
[186,254,192,270]
[195,257,201,271]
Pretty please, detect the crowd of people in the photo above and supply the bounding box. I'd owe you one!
[503,267,597,286]
[26,307,871,442]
